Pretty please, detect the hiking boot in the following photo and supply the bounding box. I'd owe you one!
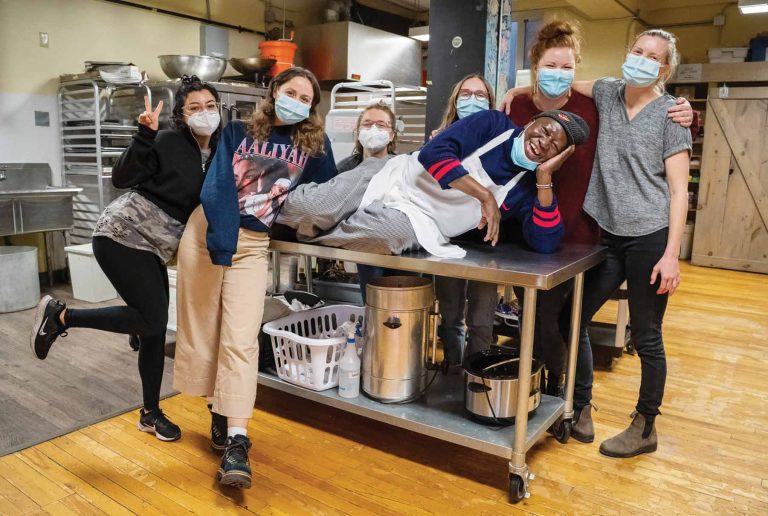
[208,404,228,454]
[137,408,182,442]
[572,403,596,443]
[217,435,252,489]
[30,295,68,360]
[599,411,657,458]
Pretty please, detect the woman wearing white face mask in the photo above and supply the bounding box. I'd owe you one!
[173,67,336,489]
[337,101,397,173]
[30,76,222,443]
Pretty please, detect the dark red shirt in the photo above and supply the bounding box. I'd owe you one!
[509,91,601,245]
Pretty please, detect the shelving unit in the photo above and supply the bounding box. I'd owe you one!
[58,80,150,244]
[669,61,768,266]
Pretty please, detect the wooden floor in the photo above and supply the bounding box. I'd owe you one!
[0,287,175,457]
[0,262,766,515]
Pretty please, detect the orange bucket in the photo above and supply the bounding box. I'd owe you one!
[259,40,298,77]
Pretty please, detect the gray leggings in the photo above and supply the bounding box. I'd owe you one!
[277,158,420,255]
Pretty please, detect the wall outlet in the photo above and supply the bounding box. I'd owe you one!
[34,111,50,127]
[39,32,49,48]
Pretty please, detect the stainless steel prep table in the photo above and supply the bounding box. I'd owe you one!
[260,240,607,503]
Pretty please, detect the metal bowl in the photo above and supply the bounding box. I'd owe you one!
[229,57,277,75]
[157,55,227,82]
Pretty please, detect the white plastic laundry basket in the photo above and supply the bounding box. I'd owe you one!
[262,304,365,391]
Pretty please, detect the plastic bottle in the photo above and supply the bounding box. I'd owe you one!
[338,327,361,398]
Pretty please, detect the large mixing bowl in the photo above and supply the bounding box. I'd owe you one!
[229,57,276,75]
[158,55,227,82]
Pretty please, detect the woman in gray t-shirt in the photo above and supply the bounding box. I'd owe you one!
[568,29,691,458]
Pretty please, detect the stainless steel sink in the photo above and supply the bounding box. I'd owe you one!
[0,163,82,237]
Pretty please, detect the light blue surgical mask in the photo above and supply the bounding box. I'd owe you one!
[510,130,539,171]
[537,68,574,98]
[621,53,661,87]
[456,95,490,119]
[275,94,310,125]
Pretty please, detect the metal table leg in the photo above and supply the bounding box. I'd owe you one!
[563,272,584,420]
[508,286,537,501]
[304,255,313,294]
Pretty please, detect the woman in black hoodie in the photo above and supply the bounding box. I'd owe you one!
[30,76,221,441]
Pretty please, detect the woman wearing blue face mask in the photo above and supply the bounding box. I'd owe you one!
[428,74,502,369]
[568,30,691,459]
[172,67,336,489]
[431,74,496,139]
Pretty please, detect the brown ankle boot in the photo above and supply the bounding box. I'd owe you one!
[599,411,657,458]
[572,403,596,443]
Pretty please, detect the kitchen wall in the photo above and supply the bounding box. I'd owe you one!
[0,0,325,182]
[499,2,768,82]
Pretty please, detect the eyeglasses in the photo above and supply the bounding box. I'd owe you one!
[458,89,489,101]
[184,102,219,114]
[360,120,392,129]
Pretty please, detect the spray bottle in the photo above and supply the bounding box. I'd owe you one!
[338,316,362,398]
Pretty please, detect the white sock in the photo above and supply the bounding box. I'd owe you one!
[227,426,247,438]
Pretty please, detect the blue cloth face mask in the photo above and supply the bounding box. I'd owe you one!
[621,53,661,87]
[275,94,310,125]
[456,95,490,119]
[510,130,539,171]
[537,68,574,98]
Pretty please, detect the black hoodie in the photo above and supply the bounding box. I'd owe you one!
[111,124,218,224]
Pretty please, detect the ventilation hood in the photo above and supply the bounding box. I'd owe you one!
[297,22,422,86]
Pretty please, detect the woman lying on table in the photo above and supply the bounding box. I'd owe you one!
[277,108,590,258]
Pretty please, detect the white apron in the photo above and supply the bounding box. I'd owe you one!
[360,129,526,258]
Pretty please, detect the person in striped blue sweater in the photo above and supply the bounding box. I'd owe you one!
[278,108,589,259]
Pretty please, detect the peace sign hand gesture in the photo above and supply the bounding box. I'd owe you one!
[138,96,163,131]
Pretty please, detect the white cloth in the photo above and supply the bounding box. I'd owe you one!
[360,130,525,258]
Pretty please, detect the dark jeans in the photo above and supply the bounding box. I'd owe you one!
[436,277,497,366]
[66,236,169,411]
[575,228,669,416]
[514,281,573,394]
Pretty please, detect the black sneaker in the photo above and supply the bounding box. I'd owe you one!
[129,334,141,351]
[137,408,182,441]
[216,435,252,489]
[30,295,68,360]
[208,404,227,454]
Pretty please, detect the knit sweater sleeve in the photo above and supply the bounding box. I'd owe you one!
[502,179,564,254]
[201,121,242,266]
[418,110,512,189]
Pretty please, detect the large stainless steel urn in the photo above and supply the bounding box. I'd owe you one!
[362,276,435,402]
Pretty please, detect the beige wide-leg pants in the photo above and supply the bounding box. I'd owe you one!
[173,205,269,419]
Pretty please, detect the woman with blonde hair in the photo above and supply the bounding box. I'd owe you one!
[173,66,336,488]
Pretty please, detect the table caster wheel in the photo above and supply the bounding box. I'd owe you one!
[551,418,571,444]
[508,474,526,503]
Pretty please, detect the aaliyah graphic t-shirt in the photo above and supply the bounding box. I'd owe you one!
[200,120,337,266]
